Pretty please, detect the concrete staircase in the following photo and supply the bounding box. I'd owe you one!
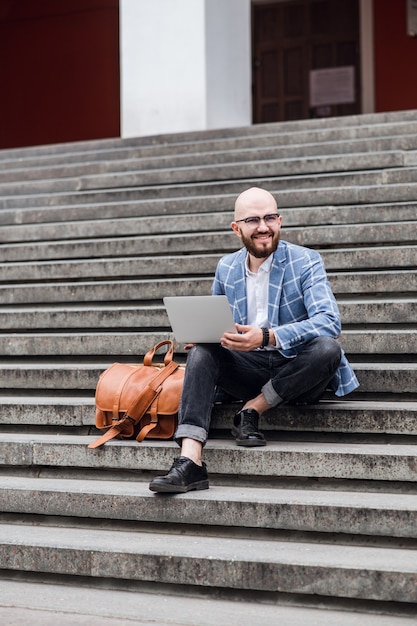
[0,110,416,624]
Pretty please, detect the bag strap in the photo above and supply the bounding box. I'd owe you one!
[88,358,179,449]
[125,360,178,421]
[88,414,137,449]
[135,393,160,442]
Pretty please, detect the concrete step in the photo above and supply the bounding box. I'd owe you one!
[2,136,417,184]
[0,231,236,263]
[285,222,417,248]
[72,165,417,193]
[0,579,415,626]
[0,194,236,226]
[76,157,417,193]
[340,329,417,354]
[0,150,407,189]
[1,108,416,162]
[0,361,414,394]
[337,298,417,324]
[0,222,415,264]
[320,245,417,272]
[0,363,106,390]
[351,362,417,393]
[0,326,410,358]
[0,298,414,329]
[0,270,415,306]
[0,328,415,356]
[0,304,171,330]
[215,400,417,435]
[0,254,220,283]
[0,246,415,285]
[0,204,415,248]
[329,270,417,296]
[0,329,414,356]
[2,435,417,482]
[2,475,417,538]
[3,178,417,214]
[0,109,414,618]
[0,396,416,434]
[1,200,415,241]
[0,108,415,619]
[2,157,417,198]
[0,192,415,229]
[5,118,417,166]
[0,277,214,304]
[0,522,416,603]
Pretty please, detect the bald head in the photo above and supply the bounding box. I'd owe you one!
[231,187,282,265]
[234,187,278,221]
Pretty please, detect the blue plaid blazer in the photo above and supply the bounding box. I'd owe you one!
[212,240,359,397]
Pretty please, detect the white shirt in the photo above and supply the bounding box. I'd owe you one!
[245,254,277,350]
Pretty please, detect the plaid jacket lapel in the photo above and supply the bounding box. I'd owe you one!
[232,251,248,324]
[267,243,286,324]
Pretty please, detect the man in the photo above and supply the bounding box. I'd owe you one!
[149,187,359,493]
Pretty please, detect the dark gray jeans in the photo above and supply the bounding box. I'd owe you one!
[174,336,342,445]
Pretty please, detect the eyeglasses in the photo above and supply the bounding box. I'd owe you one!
[235,213,280,227]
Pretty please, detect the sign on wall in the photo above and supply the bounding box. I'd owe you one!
[309,66,355,108]
[408,0,417,36]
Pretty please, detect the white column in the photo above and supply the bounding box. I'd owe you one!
[205,0,252,129]
[360,0,375,114]
[119,0,251,138]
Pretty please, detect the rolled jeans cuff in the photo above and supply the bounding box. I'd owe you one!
[262,379,283,408]
[174,424,208,447]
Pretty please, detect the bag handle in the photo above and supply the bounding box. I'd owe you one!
[109,340,175,418]
[143,339,174,367]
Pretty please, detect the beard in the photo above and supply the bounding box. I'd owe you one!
[240,229,280,258]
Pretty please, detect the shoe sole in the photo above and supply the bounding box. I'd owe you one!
[235,438,267,447]
[231,427,267,447]
[149,480,209,494]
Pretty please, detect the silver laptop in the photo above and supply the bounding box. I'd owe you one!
[163,295,236,343]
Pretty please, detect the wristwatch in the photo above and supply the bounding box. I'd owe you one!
[261,327,269,348]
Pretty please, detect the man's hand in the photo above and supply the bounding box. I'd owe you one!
[221,324,266,352]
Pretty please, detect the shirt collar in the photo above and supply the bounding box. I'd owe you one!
[245,253,273,276]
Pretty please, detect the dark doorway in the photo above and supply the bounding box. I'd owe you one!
[252,0,360,123]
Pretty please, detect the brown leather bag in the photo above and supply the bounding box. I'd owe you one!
[88,340,184,449]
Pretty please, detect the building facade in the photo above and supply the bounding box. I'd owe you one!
[1,0,416,149]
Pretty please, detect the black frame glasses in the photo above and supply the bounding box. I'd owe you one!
[235,213,281,227]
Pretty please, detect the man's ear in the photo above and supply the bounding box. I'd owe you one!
[231,222,242,238]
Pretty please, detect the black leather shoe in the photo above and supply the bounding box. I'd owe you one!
[149,456,209,493]
[231,408,266,447]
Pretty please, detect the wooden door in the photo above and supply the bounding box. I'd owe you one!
[252,0,360,123]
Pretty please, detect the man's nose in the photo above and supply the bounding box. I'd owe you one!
[256,217,270,228]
